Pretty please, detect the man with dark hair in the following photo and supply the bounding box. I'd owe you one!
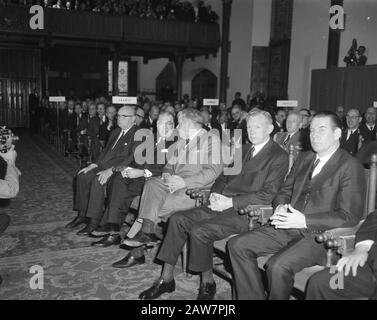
[139,110,289,300]
[232,91,246,110]
[228,111,366,300]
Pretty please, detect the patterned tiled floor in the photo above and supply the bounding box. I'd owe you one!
[0,132,231,300]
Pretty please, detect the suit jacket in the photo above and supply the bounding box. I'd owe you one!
[162,128,223,190]
[359,123,377,144]
[140,117,157,133]
[211,139,289,210]
[273,148,366,232]
[355,210,377,275]
[94,125,141,171]
[340,128,361,156]
[274,131,304,161]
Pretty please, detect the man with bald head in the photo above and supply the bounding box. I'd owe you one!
[359,107,377,144]
[66,106,142,233]
[340,108,362,156]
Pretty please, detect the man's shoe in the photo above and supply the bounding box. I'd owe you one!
[76,223,96,236]
[65,216,88,229]
[112,252,145,268]
[91,223,120,237]
[139,279,175,300]
[123,231,160,248]
[91,234,121,247]
[197,282,216,300]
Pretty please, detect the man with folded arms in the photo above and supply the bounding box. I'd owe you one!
[139,110,289,300]
[114,108,223,267]
[66,106,141,235]
[228,111,366,300]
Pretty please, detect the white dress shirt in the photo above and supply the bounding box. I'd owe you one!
[311,147,339,178]
[252,138,270,157]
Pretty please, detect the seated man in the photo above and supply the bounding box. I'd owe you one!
[66,106,141,234]
[274,111,306,161]
[89,112,177,246]
[228,111,366,300]
[340,108,362,156]
[114,108,223,266]
[138,110,289,300]
[306,209,377,300]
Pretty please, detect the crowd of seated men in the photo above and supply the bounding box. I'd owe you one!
[33,88,377,300]
[1,0,219,23]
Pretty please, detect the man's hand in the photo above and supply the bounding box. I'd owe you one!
[165,175,186,193]
[78,163,98,175]
[96,168,113,185]
[208,194,233,212]
[0,145,17,165]
[270,204,307,229]
[336,244,369,277]
[122,168,144,179]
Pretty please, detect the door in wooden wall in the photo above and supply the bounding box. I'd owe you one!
[0,47,40,127]
[191,69,217,100]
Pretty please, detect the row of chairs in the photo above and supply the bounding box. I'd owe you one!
[186,148,377,298]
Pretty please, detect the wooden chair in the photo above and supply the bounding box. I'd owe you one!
[212,153,377,298]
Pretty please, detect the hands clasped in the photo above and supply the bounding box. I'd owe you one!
[270,204,307,229]
[207,192,233,212]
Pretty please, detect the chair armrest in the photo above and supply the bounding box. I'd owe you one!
[186,188,211,206]
[239,205,273,228]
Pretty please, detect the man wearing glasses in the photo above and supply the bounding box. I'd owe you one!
[66,106,142,235]
[340,108,362,156]
[89,112,178,248]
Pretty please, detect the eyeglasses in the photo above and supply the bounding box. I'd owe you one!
[117,114,134,119]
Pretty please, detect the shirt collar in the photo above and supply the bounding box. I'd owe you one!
[253,138,270,156]
[315,147,339,166]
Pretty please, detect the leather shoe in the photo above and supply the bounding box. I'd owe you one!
[91,223,120,237]
[65,216,88,229]
[197,282,216,300]
[76,223,96,236]
[112,252,145,268]
[139,278,175,300]
[91,234,121,247]
[123,231,160,248]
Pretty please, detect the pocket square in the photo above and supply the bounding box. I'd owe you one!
[161,149,168,153]
[124,142,128,146]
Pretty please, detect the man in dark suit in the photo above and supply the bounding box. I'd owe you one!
[359,107,377,145]
[228,104,248,145]
[227,111,366,300]
[89,112,177,248]
[138,110,289,300]
[274,111,306,161]
[140,104,159,133]
[307,210,377,299]
[65,106,141,233]
[340,108,362,156]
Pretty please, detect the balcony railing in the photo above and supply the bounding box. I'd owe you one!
[0,5,220,50]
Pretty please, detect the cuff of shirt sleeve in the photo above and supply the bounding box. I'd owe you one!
[355,240,375,252]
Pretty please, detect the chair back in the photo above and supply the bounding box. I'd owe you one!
[364,154,377,217]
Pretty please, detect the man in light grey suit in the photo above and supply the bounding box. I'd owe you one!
[121,108,223,248]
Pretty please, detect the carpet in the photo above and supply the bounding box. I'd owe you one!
[0,132,231,300]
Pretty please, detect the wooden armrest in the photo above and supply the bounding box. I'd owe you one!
[238,205,273,229]
[186,188,211,200]
[316,221,364,243]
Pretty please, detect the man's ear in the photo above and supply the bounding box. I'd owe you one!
[334,127,342,139]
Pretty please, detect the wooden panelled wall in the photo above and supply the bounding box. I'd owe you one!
[0,47,40,127]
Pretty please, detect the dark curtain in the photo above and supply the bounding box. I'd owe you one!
[310,65,377,113]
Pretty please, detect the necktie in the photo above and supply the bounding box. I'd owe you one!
[247,146,255,160]
[112,130,125,149]
[283,134,291,146]
[309,158,320,180]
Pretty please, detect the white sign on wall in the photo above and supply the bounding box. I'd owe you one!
[277,100,298,108]
[203,99,219,106]
[373,101,377,108]
[112,96,137,105]
[49,96,66,102]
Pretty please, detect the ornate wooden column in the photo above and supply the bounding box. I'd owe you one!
[111,46,119,96]
[219,0,232,104]
[327,0,343,68]
[174,54,185,101]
